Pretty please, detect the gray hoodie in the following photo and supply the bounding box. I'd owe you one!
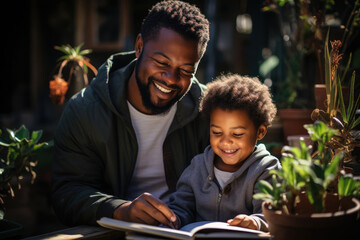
[167,144,281,232]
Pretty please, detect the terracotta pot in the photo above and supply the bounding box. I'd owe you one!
[262,197,360,240]
[278,109,313,143]
[314,84,349,111]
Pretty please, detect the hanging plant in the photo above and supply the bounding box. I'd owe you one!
[49,43,97,105]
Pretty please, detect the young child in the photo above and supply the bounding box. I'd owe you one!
[167,73,281,232]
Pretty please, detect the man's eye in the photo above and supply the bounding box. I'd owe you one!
[180,69,193,77]
[153,58,167,66]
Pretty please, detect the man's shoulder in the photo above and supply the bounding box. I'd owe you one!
[66,87,100,110]
[62,86,112,124]
[190,77,207,96]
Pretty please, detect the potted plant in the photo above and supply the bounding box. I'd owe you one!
[314,0,360,111]
[0,125,53,239]
[262,0,324,141]
[311,23,360,176]
[254,121,360,240]
[49,43,97,105]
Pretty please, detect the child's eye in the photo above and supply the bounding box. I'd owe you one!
[212,131,222,135]
[233,133,244,137]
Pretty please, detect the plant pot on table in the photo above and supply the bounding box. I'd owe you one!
[262,196,360,240]
[277,108,313,144]
[314,84,350,111]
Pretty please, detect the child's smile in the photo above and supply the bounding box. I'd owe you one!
[210,108,266,172]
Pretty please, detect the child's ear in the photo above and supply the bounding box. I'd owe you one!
[257,124,267,141]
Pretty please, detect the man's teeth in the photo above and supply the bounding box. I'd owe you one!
[154,82,172,93]
[223,149,237,153]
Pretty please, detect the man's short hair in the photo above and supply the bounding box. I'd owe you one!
[140,0,210,57]
[200,73,277,128]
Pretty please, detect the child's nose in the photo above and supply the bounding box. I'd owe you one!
[220,135,233,145]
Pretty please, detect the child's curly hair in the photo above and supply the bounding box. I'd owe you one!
[200,73,277,128]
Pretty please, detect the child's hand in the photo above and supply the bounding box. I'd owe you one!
[227,214,258,230]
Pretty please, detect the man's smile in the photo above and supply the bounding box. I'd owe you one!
[154,81,172,94]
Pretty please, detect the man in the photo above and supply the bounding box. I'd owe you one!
[51,0,210,227]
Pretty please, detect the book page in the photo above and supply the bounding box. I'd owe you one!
[97,217,192,240]
[181,221,264,235]
[97,218,268,239]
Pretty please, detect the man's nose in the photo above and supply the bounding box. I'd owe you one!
[161,69,179,85]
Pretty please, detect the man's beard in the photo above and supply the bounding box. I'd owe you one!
[135,52,189,114]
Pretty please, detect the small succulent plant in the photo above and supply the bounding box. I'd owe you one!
[0,125,53,219]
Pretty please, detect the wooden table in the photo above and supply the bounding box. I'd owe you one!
[22,225,271,240]
[22,226,125,240]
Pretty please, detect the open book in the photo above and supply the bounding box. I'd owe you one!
[97,217,270,239]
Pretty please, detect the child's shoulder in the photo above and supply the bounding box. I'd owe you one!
[253,144,280,167]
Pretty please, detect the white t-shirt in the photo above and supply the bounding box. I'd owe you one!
[125,101,177,202]
[214,166,235,189]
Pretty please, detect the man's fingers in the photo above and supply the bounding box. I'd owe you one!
[143,193,177,223]
[134,210,160,225]
[133,193,176,228]
[114,193,177,228]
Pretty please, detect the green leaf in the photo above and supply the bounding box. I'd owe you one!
[14,125,29,141]
[7,148,19,165]
[324,152,342,181]
[32,142,48,152]
[256,180,274,195]
[338,75,347,122]
[338,175,356,197]
[75,43,83,55]
[55,45,71,55]
[80,49,92,56]
[7,129,16,142]
[346,71,355,122]
[324,29,331,98]
[307,180,324,212]
[31,130,43,144]
[352,116,360,129]
[311,162,325,185]
[349,72,360,129]
[0,138,10,147]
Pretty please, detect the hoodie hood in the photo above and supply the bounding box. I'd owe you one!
[89,51,205,130]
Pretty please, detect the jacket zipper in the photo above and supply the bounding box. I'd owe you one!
[216,188,222,220]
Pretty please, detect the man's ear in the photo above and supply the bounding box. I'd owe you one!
[257,124,268,141]
[135,34,143,58]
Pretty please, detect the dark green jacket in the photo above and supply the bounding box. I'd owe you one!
[51,51,210,226]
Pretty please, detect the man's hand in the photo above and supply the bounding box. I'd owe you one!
[113,192,178,229]
[227,214,258,230]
